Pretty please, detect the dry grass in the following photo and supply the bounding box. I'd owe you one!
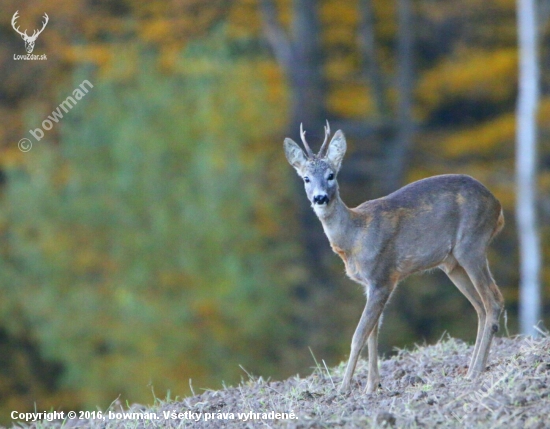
[15,334,550,428]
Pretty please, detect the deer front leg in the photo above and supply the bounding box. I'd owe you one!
[340,285,390,393]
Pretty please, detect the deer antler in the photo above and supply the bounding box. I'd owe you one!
[11,11,49,41]
[300,123,314,157]
[318,120,331,157]
[11,11,29,38]
[30,13,49,40]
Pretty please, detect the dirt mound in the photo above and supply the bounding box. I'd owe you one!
[19,335,550,428]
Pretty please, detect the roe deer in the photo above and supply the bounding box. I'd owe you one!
[283,123,505,393]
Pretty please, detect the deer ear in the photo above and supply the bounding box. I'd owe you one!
[284,138,308,174]
[325,130,346,171]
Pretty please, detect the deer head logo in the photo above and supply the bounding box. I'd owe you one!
[11,11,49,54]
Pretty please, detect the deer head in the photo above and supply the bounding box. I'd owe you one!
[284,121,347,213]
[12,11,49,54]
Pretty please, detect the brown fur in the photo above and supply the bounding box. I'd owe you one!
[284,127,505,394]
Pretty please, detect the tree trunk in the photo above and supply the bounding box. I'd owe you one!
[358,0,390,118]
[259,0,332,287]
[516,0,541,337]
[384,0,415,194]
[259,0,326,133]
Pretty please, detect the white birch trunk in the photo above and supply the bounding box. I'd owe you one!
[516,0,541,336]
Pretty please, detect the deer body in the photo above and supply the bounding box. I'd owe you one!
[284,124,504,393]
[324,175,503,285]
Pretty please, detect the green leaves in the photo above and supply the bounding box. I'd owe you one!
[0,33,296,411]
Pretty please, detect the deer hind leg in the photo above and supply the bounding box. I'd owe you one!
[340,284,391,393]
[445,264,486,378]
[460,258,504,377]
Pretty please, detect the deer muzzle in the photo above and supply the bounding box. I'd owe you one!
[313,194,329,205]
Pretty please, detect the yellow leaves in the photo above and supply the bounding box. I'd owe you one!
[325,56,358,81]
[320,0,359,25]
[537,97,550,125]
[139,18,174,44]
[492,0,516,10]
[64,44,112,67]
[257,60,288,106]
[159,44,182,73]
[539,170,550,197]
[406,166,442,185]
[327,84,374,118]
[417,48,517,114]
[489,180,515,211]
[1,147,27,169]
[323,25,358,45]
[53,162,71,188]
[276,0,294,28]
[228,0,262,36]
[373,0,397,39]
[443,113,515,157]
[253,203,281,237]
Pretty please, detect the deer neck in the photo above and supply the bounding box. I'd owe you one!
[315,192,354,251]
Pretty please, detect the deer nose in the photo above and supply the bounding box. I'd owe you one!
[313,194,329,205]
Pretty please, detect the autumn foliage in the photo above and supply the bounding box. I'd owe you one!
[0,0,548,422]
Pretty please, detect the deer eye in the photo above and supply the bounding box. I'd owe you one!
[304,177,310,183]
[327,173,334,181]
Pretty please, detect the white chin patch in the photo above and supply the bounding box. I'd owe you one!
[313,202,329,214]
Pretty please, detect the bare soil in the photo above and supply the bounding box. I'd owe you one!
[18,335,550,428]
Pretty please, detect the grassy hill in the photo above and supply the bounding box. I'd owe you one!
[15,334,550,428]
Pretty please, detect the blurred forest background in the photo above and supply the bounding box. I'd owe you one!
[0,0,549,422]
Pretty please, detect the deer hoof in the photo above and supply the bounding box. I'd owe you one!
[366,381,381,394]
[339,382,351,394]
